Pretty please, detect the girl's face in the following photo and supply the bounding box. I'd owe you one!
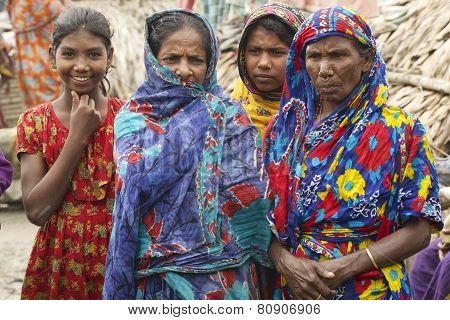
[51,29,113,96]
[156,28,208,86]
[244,25,290,93]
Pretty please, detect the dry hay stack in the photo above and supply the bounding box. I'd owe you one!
[372,0,450,154]
[76,0,178,99]
[216,15,245,94]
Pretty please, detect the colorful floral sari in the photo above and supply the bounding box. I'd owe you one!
[264,6,443,300]
[231,3,304,137]
[103,9,272,300]
[6,0,64,108]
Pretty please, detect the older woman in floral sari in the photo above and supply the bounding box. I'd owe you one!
[265,6,443,300]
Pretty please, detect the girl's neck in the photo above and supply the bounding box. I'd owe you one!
[56,86,107,111]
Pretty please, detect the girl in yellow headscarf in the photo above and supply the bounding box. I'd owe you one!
[231,3,305,137]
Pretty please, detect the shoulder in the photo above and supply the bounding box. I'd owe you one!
[378,105,418,130]
[108,97,126,114]
[18,102,52,126]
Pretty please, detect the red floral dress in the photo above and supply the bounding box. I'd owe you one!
[17,98,123,299]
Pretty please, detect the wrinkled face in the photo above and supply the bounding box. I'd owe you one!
[244,25,290,93]
[156,28,208,86]
[51,29,112,96]
[305,36,372,108]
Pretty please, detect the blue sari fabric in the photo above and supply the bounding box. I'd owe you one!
[264,7,443,299]
[103,10,272,300]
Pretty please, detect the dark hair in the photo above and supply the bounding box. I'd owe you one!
[244,16,296,49]
[52,7,113,95]
[148,12,212,64]
[354,40,374,60]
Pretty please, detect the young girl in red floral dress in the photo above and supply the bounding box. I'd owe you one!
[16,7,124,299]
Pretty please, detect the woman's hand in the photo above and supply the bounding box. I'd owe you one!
[69,91,102,145]
[269,239,336,300]
[319,258,353,290]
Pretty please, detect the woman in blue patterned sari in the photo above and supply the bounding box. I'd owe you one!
[103,10,272,300]
[265,6,443,300]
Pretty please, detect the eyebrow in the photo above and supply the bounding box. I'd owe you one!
[59,45,104,51]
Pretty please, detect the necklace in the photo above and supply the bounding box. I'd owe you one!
[314,100,323,121]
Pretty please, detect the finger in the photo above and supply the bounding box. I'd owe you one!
[439,250,444,261]
[79,94,90,107]
[94,110,102,124]
[313,262,335,279]
[71,91,80,111]
[88,98,96,109]
[312,277,335,299]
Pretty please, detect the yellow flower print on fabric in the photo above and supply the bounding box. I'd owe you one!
[422,135,434,163]
[327,147,344,175]
[418,175,431,199]
[374,84,388,106]
[382,107,408,128]
[403,163,415,180]
[337,169,366,201]
[359,279,388,300]
[382,263,404,292]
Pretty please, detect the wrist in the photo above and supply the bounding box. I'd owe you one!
[67,131,89,148]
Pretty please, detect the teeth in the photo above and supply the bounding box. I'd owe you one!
[72,76,90,81]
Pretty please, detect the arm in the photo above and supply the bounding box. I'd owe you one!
[269,237,336,300]
[0,148,12,194]
[319,218,431,290]
[21,93,101,226]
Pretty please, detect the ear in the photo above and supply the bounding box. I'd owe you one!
[107,47,114,67]
[48,46,56,69]
[361,50,374,73]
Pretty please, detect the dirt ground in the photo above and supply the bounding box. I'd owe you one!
[0,204,38,300]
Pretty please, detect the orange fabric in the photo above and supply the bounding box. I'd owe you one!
[17,98,124,299]
[6,0,64,108]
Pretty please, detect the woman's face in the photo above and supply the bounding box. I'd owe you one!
[156,28,208,85]
[305,36,372,109]
[244,25,290,93]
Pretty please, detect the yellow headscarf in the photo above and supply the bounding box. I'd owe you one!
[231,78,280,137]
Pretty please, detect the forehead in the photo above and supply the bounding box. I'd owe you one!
[306,35,356,51]
[58,29,106,49]
[160,28,206,52]
[246,25,286,46]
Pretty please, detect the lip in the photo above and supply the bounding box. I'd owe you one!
[254,74,273,79]
[70,75,92,83]
[318,85,338,93]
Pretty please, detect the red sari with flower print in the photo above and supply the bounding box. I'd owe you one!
[17,98,123,299]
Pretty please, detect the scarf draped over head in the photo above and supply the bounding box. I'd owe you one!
[232,3,305,136]
[265,5,442,264]
[104,9,272,299]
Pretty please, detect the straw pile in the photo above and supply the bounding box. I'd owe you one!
[373,0,450,154]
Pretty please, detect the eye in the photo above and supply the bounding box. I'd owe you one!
[272,49,287,56]
[162,55,177,63]
[61,51,74,57]
[330,51,344,58]
[306,52,320,59]
[88,52,102,58]
[248,48,261,55]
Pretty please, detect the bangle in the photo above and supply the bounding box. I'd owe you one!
[365,248,379,270]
